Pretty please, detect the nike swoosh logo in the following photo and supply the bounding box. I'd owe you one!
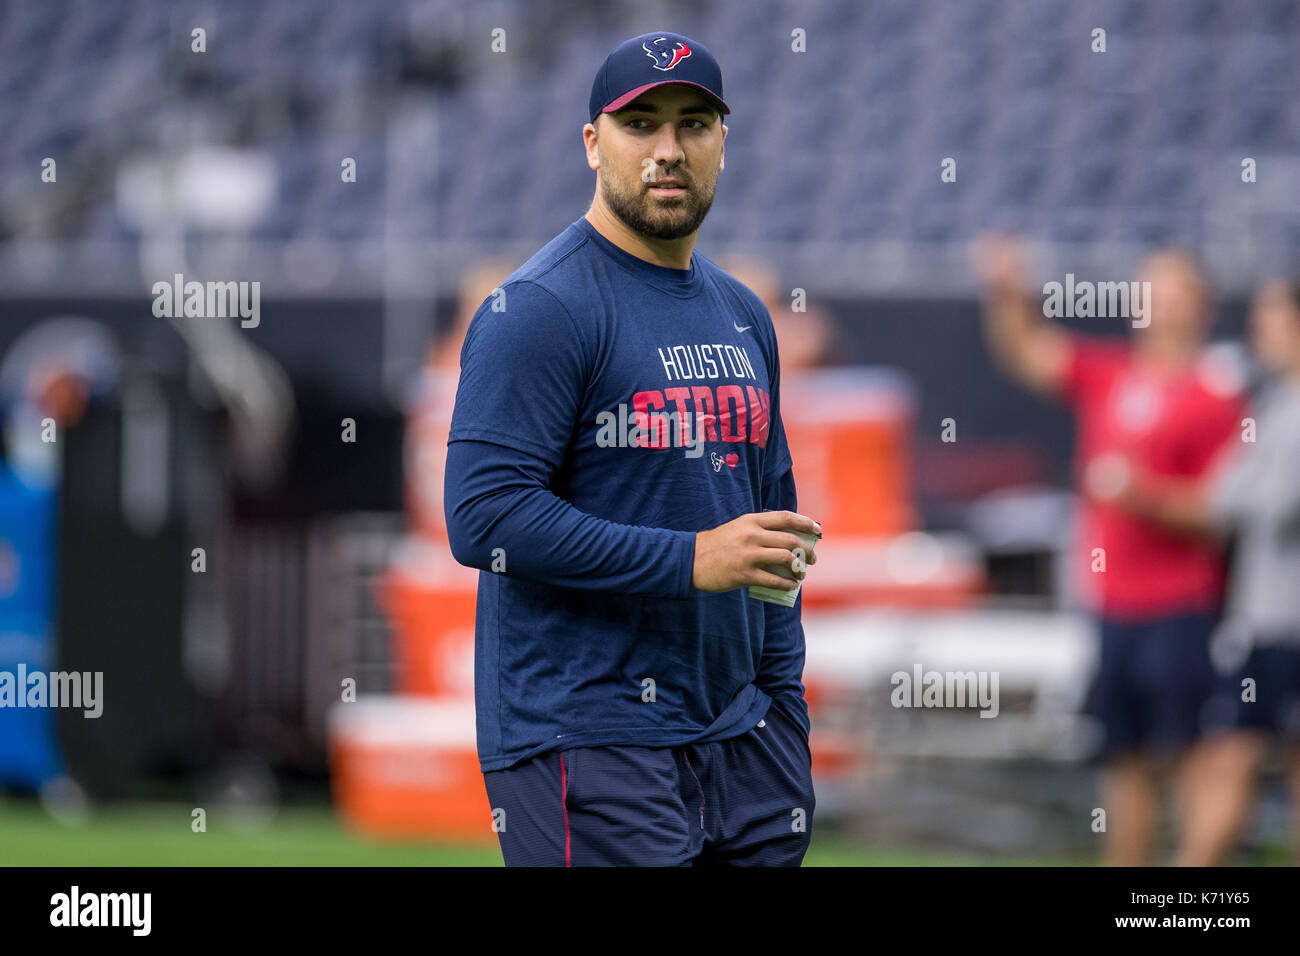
[733,322,751,333]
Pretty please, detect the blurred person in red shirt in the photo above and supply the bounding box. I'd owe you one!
[974,235,1246,865]
[1099,278,1300,865]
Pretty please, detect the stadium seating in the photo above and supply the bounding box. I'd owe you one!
[1,0,1298,287]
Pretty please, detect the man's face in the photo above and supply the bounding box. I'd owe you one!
[586,85,726,241]
[1249,279,1300,373]
[1138,251,1209,351]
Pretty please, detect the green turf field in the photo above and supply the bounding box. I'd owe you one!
[0,798,1097,866]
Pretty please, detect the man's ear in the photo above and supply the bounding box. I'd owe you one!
[720,123,727,171]
[583,121,599,171]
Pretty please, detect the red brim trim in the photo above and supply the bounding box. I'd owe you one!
[601,81,730,116]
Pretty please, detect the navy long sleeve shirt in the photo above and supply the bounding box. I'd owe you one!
[444,216,809,771]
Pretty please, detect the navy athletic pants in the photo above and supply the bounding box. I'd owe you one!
[482,695,815,866]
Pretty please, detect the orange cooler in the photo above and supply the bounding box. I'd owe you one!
[780,368,916,538]
[377,540,479,698]
[328,697,492,842]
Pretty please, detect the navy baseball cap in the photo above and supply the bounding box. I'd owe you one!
[589,32,730,125]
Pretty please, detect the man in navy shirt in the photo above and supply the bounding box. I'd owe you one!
[444,31,820,866]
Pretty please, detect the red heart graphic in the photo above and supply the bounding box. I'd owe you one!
[725,453,739,468]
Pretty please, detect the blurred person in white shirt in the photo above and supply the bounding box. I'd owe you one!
[1100,278,1300,864]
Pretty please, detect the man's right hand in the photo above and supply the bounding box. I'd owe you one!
[971,231,1070,395]
[692,510,820,593]
[971,232,1031,297]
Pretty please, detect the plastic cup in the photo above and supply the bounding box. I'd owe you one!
[747,528,820,607]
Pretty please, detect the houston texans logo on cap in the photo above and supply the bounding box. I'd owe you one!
[643,37,691,71]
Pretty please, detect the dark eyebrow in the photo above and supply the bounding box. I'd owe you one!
[615,101,718,118]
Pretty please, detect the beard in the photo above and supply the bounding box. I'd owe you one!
[599,164,717,241]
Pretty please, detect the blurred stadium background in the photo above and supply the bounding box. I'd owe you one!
[2,0,1299,865]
